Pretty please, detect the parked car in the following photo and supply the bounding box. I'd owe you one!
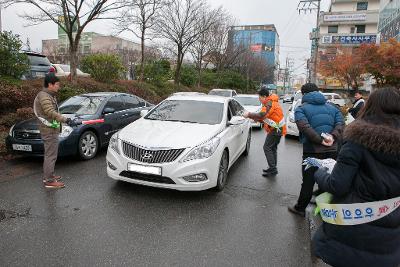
[6,92,153,160]
[106,94,252,192]
[21,51,52,80]
[322,93,346,107]
[52,64,90,77]
[208,89,238,97]
[171,92,206,97]
[282,94,293,103]
[234,94,263,129]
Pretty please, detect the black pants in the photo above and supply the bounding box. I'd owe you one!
[263,132,282,171]
[295,152,337,211]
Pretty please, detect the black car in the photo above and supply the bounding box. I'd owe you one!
[21,51,53,80]
[6,92,153,160]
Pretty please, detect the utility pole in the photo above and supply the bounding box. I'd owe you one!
[298,0,321,84]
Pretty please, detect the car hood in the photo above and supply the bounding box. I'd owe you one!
[13,114,97,130]
[243,105,261,113]
[119,119,223,149]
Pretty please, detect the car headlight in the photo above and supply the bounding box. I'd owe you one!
[59,125,73,138]
[9,124,15,137]
[182,136,220,162]
[109,132,120,154]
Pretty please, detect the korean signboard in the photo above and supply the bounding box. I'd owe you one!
[324,13,367,22]
[321,35,377,45]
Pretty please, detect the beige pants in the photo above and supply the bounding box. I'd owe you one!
[40,127,59,182]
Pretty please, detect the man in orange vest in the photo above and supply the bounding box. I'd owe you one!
[243,85,286,177]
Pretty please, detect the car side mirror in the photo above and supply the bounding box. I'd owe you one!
[140,110,149,117]
[103,107,115,114]
[228,116,245,126]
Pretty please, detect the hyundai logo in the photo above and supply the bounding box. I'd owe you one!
[141,152,153,161]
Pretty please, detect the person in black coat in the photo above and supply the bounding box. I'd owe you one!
[313,87,400,267]
[348,91,365,118]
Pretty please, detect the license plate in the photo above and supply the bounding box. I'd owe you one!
[35,72,46,77]
[12,144,32,152]
[127,163,161,176]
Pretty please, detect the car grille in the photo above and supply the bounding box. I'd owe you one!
[122,142,185,164]
[119,171,175,184]
[14,130,41,140]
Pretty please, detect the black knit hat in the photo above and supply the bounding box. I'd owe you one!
[257,85,270,97]
[44,72,60,88]
[301,83,319,94]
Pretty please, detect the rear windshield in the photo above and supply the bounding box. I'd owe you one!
[27,55,51,66]
[60,65,71,72]
[145,100,224,125]
[234,96,260,106]
[209,90,231,97]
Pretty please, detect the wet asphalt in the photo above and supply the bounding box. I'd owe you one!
[0,103,312,267]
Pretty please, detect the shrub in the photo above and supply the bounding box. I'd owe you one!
[81,54,126,83]
[0,31,29,79]
[180,66,197,87]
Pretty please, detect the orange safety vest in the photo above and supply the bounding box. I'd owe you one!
[261,94,287,136]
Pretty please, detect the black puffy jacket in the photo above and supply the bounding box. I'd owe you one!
[313,119,400,267]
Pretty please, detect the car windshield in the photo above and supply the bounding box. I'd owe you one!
[60,65,71,72]
[27,55,51,66]
[209,90,231,97]
[59,96,105,115]
[234,96,260,106]
[145,100,224,125]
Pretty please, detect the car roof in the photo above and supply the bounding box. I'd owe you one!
[210,89,235,92]
[235,94,258,97]
[167,94,228,103]
[22,51,47,57]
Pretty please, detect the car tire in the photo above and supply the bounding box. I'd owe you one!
[215,150,229,192]
[243,130,251,156]
[78,131,99,160]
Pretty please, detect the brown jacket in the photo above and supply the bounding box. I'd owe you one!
[34,89,66,134]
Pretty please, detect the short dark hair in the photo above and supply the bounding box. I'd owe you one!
[358,87,400,126]
[257,85,270,97]
[44,72,60,88]
[301,83,319,94]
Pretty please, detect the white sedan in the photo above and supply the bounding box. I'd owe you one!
[106,95,251,192]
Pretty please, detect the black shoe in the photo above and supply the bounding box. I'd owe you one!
[263,168,277,173]
[262,170,278,177]
[288,205,305,217]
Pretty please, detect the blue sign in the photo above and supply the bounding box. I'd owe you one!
[331,35,377,44]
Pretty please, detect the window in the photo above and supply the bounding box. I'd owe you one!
[123,95,143,109]
[104,96,125,112]
[228,100,244,117]
[328,26,339,34]
[357,2,368,11]
[356,25,366,34]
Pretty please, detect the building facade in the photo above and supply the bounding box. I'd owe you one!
[378,0,400,42]
[229,24,280,70]
[316,0,380,90]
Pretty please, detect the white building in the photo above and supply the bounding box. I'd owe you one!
[317,0,380,90]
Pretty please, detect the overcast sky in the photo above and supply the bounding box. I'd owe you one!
[2,0,330,78]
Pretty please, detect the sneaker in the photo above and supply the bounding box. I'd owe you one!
[262,170,278,177]
[43,175,62,183]
[288,205,305,217]
[44,181,65,189]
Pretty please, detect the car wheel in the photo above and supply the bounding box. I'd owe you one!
[243,130,251,156]
[215,150,229,192]
[78,131,99,160]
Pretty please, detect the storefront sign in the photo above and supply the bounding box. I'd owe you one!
[321,35,377,45]
[324,13,367,22]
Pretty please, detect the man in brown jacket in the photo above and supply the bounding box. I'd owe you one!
[34,73,74,189]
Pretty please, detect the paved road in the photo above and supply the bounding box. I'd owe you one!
[0,103,312,267]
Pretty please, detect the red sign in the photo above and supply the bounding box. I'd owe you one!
[250,44,262,52]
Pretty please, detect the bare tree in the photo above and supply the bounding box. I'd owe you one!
[116,0,164,81]
[1,0,126,82]
[189,8,227,87]
[155,0,222,84]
